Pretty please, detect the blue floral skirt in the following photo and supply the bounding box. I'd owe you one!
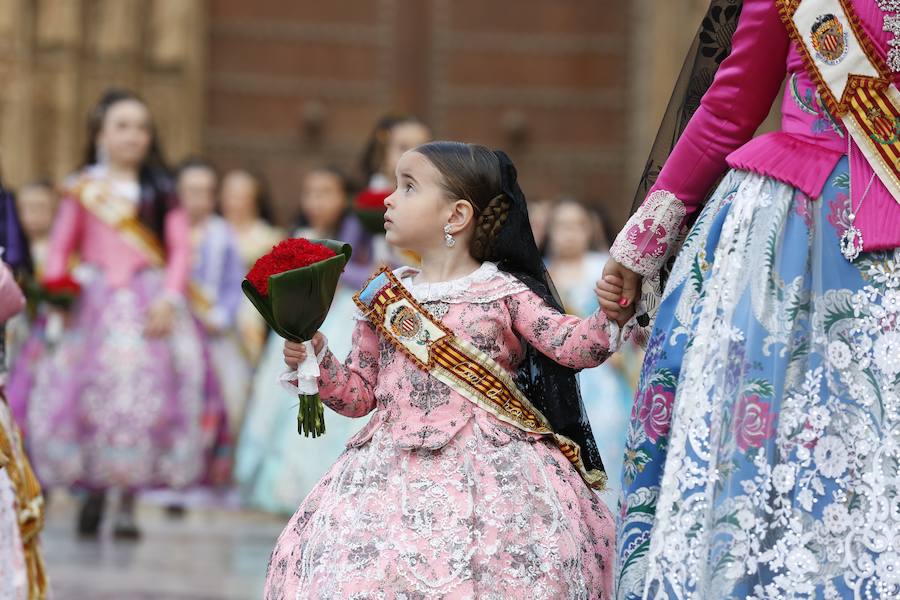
[617,159,900,599]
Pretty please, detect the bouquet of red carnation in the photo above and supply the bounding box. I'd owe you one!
[37,274,82,309]
[243,238,352,437]
[352,189,391,235]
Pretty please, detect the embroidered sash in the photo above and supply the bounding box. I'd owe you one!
[778,0,900,203]
[72,176,167,266]
[353,267,607,490]
[72,176,209,309]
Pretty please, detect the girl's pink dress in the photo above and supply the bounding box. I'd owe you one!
[264,262,617,599]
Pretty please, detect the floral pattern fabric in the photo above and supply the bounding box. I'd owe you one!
[264,263,618,599]
[7,268,210,490]
[617,160,900,599]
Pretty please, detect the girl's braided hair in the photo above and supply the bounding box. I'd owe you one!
[414,141,511,260]
[412,140,608,485]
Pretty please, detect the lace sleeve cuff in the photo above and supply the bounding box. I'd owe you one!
[610,189,687,278]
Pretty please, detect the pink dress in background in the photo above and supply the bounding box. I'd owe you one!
[7,166,214,491]
[264,263,617,599]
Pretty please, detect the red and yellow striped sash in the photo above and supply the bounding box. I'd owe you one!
[354,267,606,490]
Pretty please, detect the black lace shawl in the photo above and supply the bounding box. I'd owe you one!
[632,0,744,213]
[488,150,606,485]
[629,1,744,328]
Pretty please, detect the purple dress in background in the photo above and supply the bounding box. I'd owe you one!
[7,167,214,491]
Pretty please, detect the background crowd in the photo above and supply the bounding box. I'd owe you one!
[2,91,642,542]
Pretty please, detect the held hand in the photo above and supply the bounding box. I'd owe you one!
[283,332,325,369]
[145,299,176,338]
[598,259,641,320]
[596,275,636,327]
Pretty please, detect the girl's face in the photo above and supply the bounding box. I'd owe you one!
[96,99,152,168]
[178,166,217,223]
[548,201,592,260]
[16,186,57,240]
[383,122,431,182]
[301,171,346,233]
[383,151,453,253]
[220,171,260,224]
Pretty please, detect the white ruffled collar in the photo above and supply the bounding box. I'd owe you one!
[395,262,527,304]
[399,261,496,290]
[352,262,528,321]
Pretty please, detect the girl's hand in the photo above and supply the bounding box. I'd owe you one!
[596,275,636,327]
[598,259,641,320]
[283,332,325,369]
[145,299,176,337]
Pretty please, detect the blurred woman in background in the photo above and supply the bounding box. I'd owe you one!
[235,166,372,514]
[178,159,248,456]
[544,199,640,507]
[220,169,284,365]
[7,89,210,539]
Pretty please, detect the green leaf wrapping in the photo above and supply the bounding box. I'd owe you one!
[241,239,352,438]
[241,239,352,342]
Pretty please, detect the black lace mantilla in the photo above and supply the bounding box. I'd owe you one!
[488,150,606,484]
[632,1,744,213]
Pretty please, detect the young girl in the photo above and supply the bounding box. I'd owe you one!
[545,199,640,509]
[178,158,248,444]
[7,89,209,538]
[6,181,58,366]
[265,142,633,599]
[14,181,57,275]
[220,168,284,364]
[235,166,373,514]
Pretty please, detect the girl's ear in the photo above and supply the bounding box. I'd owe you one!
[446,199,475,235]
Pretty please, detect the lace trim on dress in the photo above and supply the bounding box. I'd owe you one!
[877,0,900,73]
[610,189,688,278]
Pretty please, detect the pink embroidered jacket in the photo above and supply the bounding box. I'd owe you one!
[43,169,190,296]
[311,263,622,452]
[613,0,900,278]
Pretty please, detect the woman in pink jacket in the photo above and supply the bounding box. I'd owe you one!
[602,1,900,598]
[7,90,211,539]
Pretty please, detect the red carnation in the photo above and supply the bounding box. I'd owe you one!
[354,189,390,211]
[37,274,82,309]
[241,237,352,438]
[42,274,81,296]
[246,238,337,296]
[353,190,391,235]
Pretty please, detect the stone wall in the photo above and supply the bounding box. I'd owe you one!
[0,0,205,187]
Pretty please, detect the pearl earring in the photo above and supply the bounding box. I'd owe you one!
[443,224,456,248]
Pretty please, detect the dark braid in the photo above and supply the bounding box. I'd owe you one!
[414,141,512,261]
[471,193,511,261]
